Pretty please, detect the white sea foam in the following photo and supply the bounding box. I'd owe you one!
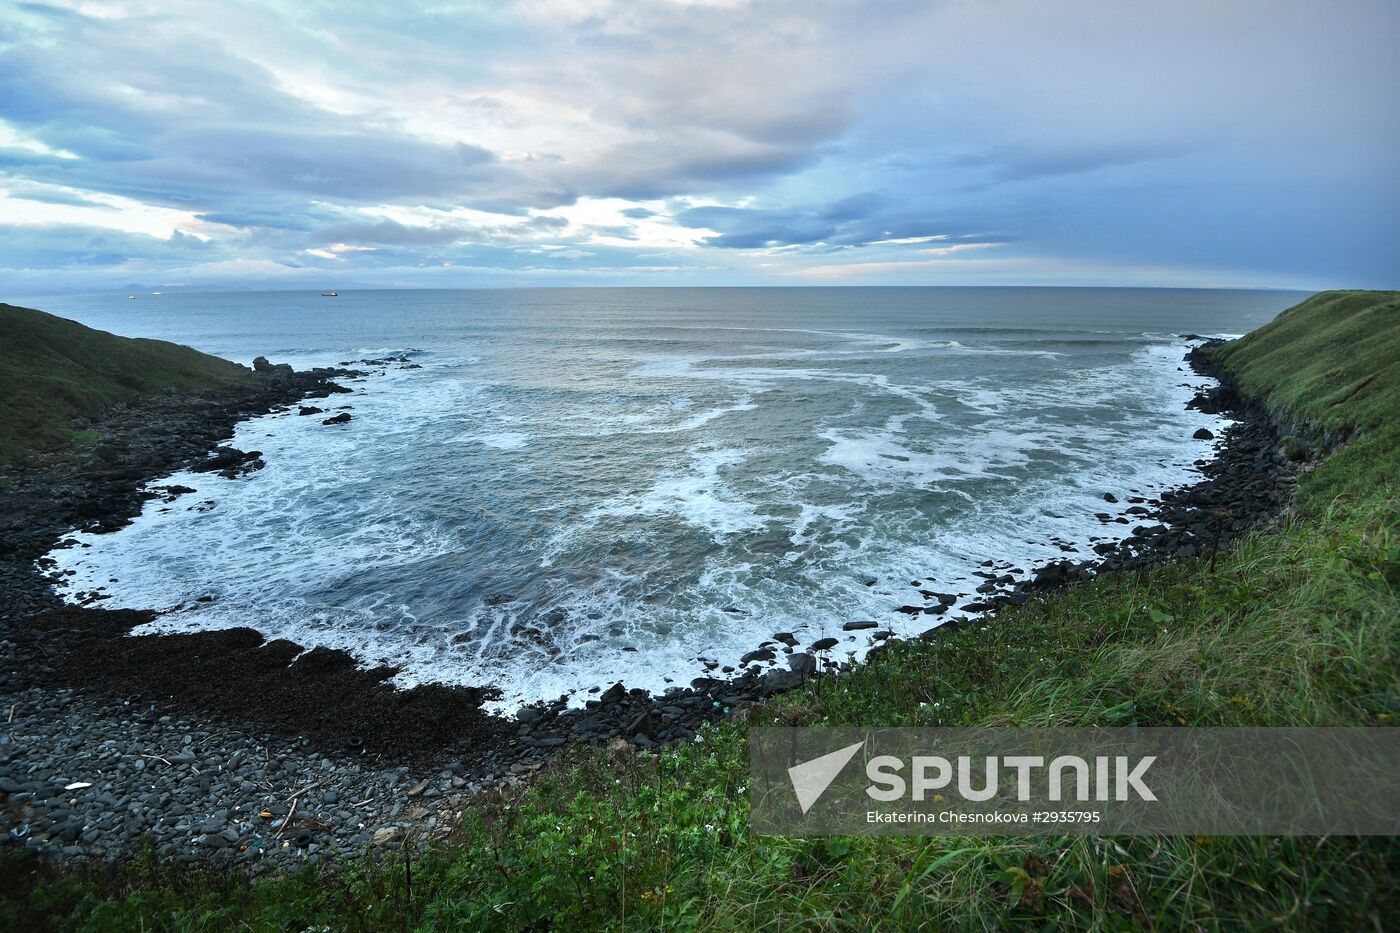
[45,310,1241,710]
[461,432,529,450]
[586,448,768,537]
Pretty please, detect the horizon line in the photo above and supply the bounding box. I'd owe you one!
[12,283,1339,301]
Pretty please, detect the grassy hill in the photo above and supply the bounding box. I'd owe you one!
[1214,289,1400,434]
[4,291,1398,930]
[0,303,252,465]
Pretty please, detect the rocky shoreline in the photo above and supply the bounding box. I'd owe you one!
[890,340,1307,626]
[1,340,1304,871]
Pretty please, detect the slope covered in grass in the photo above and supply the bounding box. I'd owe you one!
[3,290,1398,930]
[1213,289,1400,434]
[0,303,252,465]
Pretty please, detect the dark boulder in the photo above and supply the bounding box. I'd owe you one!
[322,412,352,425]
[190,447,245,472]
[1031,560,1074,587]
[252,355,294,376]
[190,447,261,477]
[571,715,609,736]
[761,669,804,695]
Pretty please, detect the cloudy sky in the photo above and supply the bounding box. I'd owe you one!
[2,0,1397,292]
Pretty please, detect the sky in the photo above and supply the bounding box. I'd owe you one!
[1,0,1397,292]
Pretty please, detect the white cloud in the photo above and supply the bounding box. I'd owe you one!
[0,0,1394,287]
[0,177,217,240]
[0,121,79,160]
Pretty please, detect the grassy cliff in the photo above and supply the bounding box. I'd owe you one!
[1214,290,1400,526]
[4,291,1398,930]
[1213,289,1399,434]
[0,303,252,465]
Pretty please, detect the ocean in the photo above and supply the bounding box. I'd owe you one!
[29,287,1304,709]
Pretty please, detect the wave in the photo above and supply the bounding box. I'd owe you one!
[47,314,1233,709]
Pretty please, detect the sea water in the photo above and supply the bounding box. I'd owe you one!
[29,287,1303,708]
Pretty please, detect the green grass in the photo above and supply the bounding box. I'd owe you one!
[1213,289,1400,435]
[0,303,252,465]
[4,290,1398,930]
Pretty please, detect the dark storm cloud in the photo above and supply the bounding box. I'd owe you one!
[313,215,570,247]
[0,223,214,268]
[673,206,837,249]
[571,139,823,202]
[673,203,1005,252]
[315,220,469,246]
[101,130,496,204]
[197,206,330,232]
[948,143,1196,186]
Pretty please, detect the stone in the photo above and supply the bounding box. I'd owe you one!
[624,711,654,738]
[728,701,765,723]
[761,670,804,694]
